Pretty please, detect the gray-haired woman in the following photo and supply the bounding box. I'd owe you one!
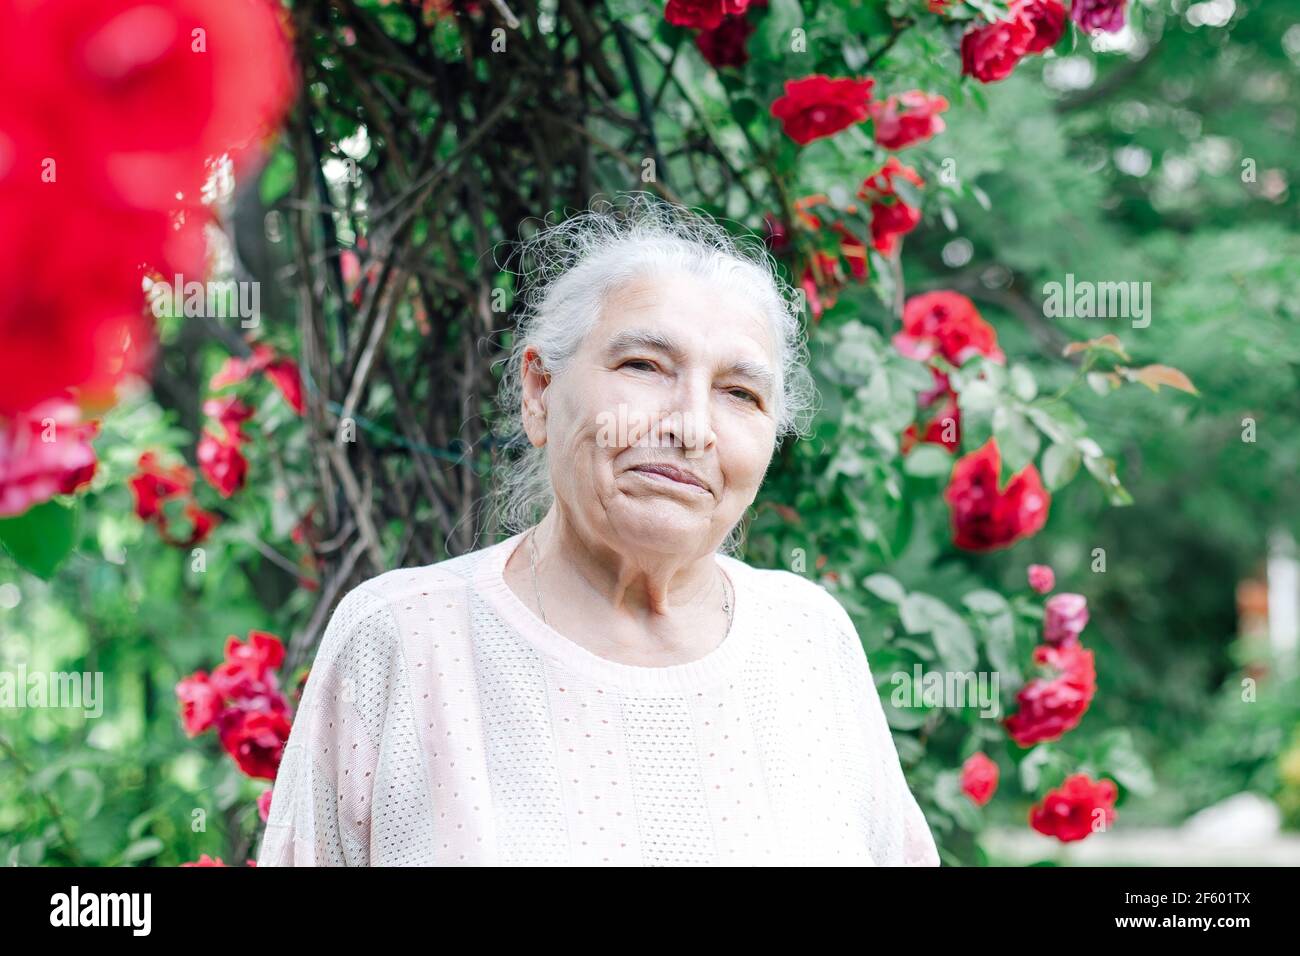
[257,193,941,867]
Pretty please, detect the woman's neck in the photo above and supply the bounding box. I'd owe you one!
[532,508,721,619]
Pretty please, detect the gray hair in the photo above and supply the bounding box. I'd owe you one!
[488,192,818,556]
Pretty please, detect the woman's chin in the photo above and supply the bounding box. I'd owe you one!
[607,501,716,551]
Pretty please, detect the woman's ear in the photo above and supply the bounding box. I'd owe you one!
[521,347,549,447]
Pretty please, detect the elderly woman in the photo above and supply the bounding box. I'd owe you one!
[257,194,941,867]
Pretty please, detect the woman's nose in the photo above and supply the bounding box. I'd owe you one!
[662,372,715,457]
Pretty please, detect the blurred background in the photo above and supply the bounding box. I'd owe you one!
[1,0,1298,866]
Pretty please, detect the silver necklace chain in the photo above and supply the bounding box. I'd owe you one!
[527,527,734,634]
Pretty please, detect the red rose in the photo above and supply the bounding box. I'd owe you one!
[695,13,755,68]
[258,788,274,823]
[1070,0,1127,34]
[665,0,749,30]
[870,91,949,150]
[197,429,248,498]
[960,752,999,806]
[1028,563,1056,594]
[895,291,1005,366]
[263,358,305,416]
[1014,0,1068,54]
[901,371,962,454]
[180,853,228,867]
[12,0,296,211]
[1043,592,1089,647]
[210,344,275,391]
[944,438,1050,552]
[202,396,256,444]
[960,14,1035,83]
[858,158,925,254]
[218,708,292,780]
[176,671,223,737]
[158,500,219,548]
[225,630,286,676]
[1004,642,1096,746]
[770,74,875,146]
[211,344,304,416]
[127,451,194,523]
[0,399,100,517]
[0,0,295,416]
[1029,773,1118,842]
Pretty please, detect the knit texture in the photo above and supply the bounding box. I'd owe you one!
[257,530,941,866]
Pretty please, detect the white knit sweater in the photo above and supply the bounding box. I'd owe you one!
[256,530,941,866]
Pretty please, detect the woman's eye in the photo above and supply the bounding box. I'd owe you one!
[621,359,656,372]
[728,388,759,404]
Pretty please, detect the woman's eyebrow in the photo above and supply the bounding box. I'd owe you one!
[604,329,775,399]
[603,328,682,359]
[722,360,776,399]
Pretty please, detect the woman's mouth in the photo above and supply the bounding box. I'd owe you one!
[628,463,709,493]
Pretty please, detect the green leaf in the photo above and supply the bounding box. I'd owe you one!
[1041,442,1081,491]
[1009,365,1038,402]
[1083,455,1134,506]
[864,573,906,604]
[933,771,983,830]
[1095,730,1156,796]
[902,593,978,672]
[992,406,1041,473]
[762,0,803,57]
[902,444,955,478]
[0,499,78,579]
[120,837,165,864]
[963,589,1021,687]
[1026,402,1087,444]
[259,146,297,205]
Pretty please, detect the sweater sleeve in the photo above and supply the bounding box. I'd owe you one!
[256,585,403,867]
[823,591,942,867]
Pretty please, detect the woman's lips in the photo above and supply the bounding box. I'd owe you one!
[628,464,709,493]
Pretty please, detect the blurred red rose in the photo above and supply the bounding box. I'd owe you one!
[960,14,1034,83]
[0,399,99,516]
[771,74,875,146]
[1004,642,1096,746]
[870,91,949,150]
[1044,592,1090,647]
[665,0,749,30]
[217,708,291,780]
[695,13,755,68]
[895,291,1005,366]
[1029,773,1118,842]
[197,429,248,498]
[960,752,999,806]
[176,670,223,737]
[202,396,256,444]
[944,438,1049,552]
[263,358,305,416]
[128,451,194,522]
[858,158,924,254]
[1028,563,1056,594]
[1015,0,1068,53]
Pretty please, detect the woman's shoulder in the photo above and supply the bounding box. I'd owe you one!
[339,535,512,618]
[724,557,855,632]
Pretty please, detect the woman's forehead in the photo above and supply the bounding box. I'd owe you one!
[595,273,775,356]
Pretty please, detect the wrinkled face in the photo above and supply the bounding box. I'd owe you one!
[522,270,780,558]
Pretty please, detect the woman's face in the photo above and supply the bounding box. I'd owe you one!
[523,270,780,558]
